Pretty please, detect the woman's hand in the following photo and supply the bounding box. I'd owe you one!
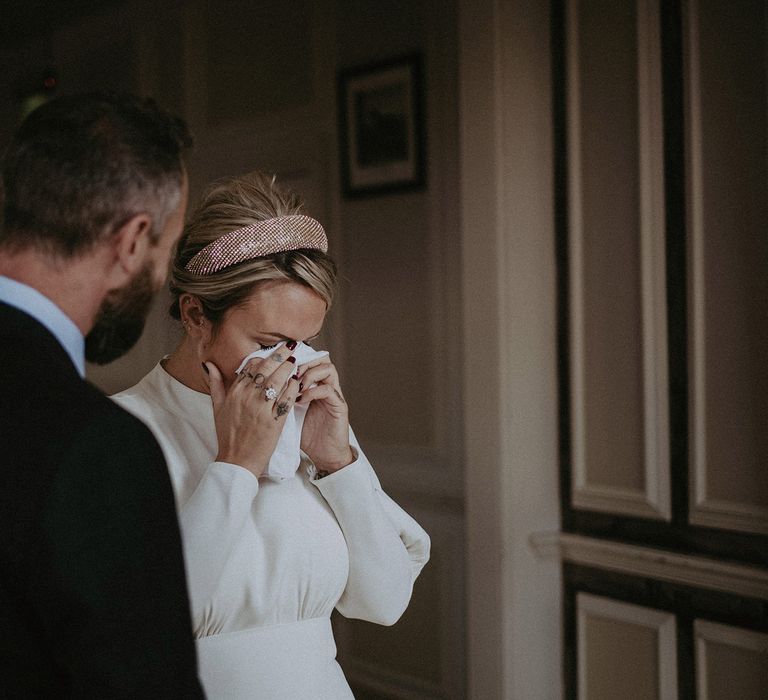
[297,356,354,473]
[203,347,300,478]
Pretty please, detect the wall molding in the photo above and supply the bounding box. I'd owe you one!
[695,620,768,700]
[565,0,670,521]
[636,0,671,521]
[577,592,677,700]
[531,531,768,600]
[684,0,768,538]
[689,498,768,538]
[461,0,561,696]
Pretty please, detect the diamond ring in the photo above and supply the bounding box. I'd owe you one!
[264,386,278,401]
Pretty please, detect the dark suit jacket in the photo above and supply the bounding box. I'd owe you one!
[0,302,204,697]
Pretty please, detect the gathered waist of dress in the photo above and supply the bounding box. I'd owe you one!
[195,617,353,699]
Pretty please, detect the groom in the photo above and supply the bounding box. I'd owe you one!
[0,94,204,696]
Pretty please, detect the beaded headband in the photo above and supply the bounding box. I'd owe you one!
[184,214,328,275]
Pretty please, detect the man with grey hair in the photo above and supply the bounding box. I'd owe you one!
[0,93,204,696]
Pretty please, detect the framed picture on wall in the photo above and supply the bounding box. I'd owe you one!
[338,53,426,198]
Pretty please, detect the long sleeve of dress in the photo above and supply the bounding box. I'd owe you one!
[311,438,430,626]
[177,462,259,623]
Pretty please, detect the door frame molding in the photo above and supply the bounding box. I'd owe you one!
[459,0,561,697]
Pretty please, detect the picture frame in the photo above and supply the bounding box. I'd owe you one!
[338,53,426,198]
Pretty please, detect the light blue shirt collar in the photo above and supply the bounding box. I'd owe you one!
[0,276,86,377]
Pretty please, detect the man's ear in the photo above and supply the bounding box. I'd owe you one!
[105,213,153,286]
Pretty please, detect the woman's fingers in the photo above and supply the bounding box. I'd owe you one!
[264,355,297,400]
[296,382,345,408]
[297,360,340,392]
[298,359,352,471]
[274,375,300,419]
[204,361,226,409]
[209,349,299,476]
[236,352,298,418]
[238,361,266,389]
[293,356,346,408]
[297,355,330,372]
[239,349,297,395]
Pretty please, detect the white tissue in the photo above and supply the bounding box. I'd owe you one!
[236,342,329,481]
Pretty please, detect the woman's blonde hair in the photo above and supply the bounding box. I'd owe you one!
[169,171,337,326]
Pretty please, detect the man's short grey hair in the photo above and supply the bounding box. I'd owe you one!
[0,92,192,258]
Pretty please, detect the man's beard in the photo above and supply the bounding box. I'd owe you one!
[85,264,156,365]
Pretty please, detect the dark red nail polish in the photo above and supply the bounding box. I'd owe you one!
[201,363,209,374]
[287,356,296,364]
[292,373,300,381]
[286,340,297,350]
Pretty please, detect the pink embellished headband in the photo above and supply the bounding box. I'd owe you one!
[185,214,328,275]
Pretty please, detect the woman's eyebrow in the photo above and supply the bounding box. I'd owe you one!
[259,328,323,341]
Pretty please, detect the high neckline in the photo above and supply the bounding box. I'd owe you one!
[141,360,214,427]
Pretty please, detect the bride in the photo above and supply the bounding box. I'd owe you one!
[113,171,429,698]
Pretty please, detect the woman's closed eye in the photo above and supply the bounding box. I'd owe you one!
[259,343,278,350]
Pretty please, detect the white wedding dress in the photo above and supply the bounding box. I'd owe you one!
[113,363,430,699]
